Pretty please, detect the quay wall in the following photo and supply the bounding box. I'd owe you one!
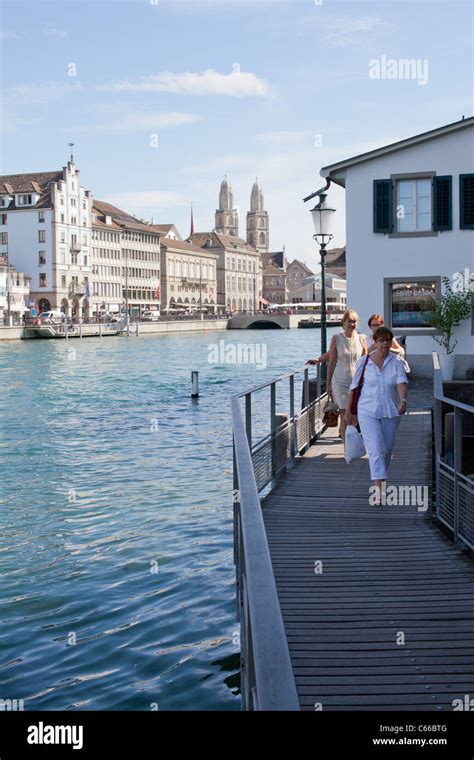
[0,320,230,342]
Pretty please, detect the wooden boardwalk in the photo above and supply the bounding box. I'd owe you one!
[261,407,474,710]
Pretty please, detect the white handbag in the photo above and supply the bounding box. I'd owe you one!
[344,425,366,464]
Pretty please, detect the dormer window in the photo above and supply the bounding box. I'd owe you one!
[0,195,13,208]
[18,194,33,205]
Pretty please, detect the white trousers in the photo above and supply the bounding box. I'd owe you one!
[358,414,401,480]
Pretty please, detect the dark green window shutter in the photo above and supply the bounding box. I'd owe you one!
[432,175,452,230]
[460,174,474,229]
[373,179,393,233]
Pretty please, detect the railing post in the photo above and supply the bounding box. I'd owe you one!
[245,394,252,448]
[270,382,276,477]
[433,397,442,519]
[303,367,310,452]
[316,365,322,438]
[453,408,463,545]
[289,374,296,460]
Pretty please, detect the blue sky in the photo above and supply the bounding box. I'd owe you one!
[1,0,472,270]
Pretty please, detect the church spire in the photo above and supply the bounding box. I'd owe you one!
[247,178,269,252]
[215,176,239,237]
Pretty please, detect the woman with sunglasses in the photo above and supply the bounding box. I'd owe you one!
[307,308,367,443]
[345,326,408,506]
[367,314,405,356]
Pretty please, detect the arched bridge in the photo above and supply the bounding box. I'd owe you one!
[228,314,301,329]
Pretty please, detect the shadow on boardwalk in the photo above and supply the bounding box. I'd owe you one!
[261,380,474,711]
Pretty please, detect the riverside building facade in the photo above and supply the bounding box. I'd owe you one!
[92,201,161,318]
[190,231,262,313]
[0,159,93,319]
[159,238,218,312]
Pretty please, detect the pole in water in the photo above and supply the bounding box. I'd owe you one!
[191,371,199,398]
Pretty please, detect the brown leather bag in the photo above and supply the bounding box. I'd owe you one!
[323,391,340,427]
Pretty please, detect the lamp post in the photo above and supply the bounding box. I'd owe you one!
[310,192,336,385]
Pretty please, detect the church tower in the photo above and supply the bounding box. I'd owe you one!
[246,178,269,252]
[215,176,239,236]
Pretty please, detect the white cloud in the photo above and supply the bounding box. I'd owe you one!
[43,27,69,39]
[97,69,270,98]
[319,15,387,48]
[5,81,83,106]
[103,191,188,211]
[71,109,202,135]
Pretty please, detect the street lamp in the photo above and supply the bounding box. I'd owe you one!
[310,192,336,384]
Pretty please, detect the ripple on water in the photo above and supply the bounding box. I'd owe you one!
[0,328,331,709]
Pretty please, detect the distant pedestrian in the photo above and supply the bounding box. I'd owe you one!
[345,326,408,505]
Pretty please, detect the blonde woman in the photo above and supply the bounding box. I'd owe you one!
[307,309,367,442]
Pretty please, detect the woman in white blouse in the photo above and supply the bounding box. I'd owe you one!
[345,326,408,505]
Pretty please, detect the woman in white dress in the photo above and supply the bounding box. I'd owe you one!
[307,309,367,442]
[345,326,408,505]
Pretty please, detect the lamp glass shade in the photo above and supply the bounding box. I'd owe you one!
[311,195,336,239]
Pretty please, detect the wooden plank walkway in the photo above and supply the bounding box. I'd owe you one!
[261,405,474,711]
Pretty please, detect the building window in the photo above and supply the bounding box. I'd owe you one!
[396,178,431,232]
[0,214,7,225]
[39,251,46,266]
[61,275,66,287]
[39,273,47,287]
[384,277,440,332]
[38,211,45,222]
[71,252,78,265]
[38,230,46,243]
[18,194,32,205]
[61,214,65,223]
[0,232,7,244]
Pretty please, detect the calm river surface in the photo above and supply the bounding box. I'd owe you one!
[0,326,338,710]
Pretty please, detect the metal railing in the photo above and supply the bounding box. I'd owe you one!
[433,352,474,550]
[231,364,328,710]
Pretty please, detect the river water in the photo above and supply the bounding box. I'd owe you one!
[0,326,338,710]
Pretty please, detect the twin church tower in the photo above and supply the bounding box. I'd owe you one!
[215,176,269,253]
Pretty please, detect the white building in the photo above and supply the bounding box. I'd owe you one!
[92,201,161,317]
[0,256,31,323]
[289,273,347,311]
[91,204,123,315]
[0,159,93,319]
[160,238,218,311]
[320,116,474,376]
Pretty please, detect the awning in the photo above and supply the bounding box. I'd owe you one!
[259,297,269,305]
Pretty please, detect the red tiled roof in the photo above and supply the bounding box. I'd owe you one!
[189,231,258,254]
[0,170,63,210]
[160,237,216,255]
